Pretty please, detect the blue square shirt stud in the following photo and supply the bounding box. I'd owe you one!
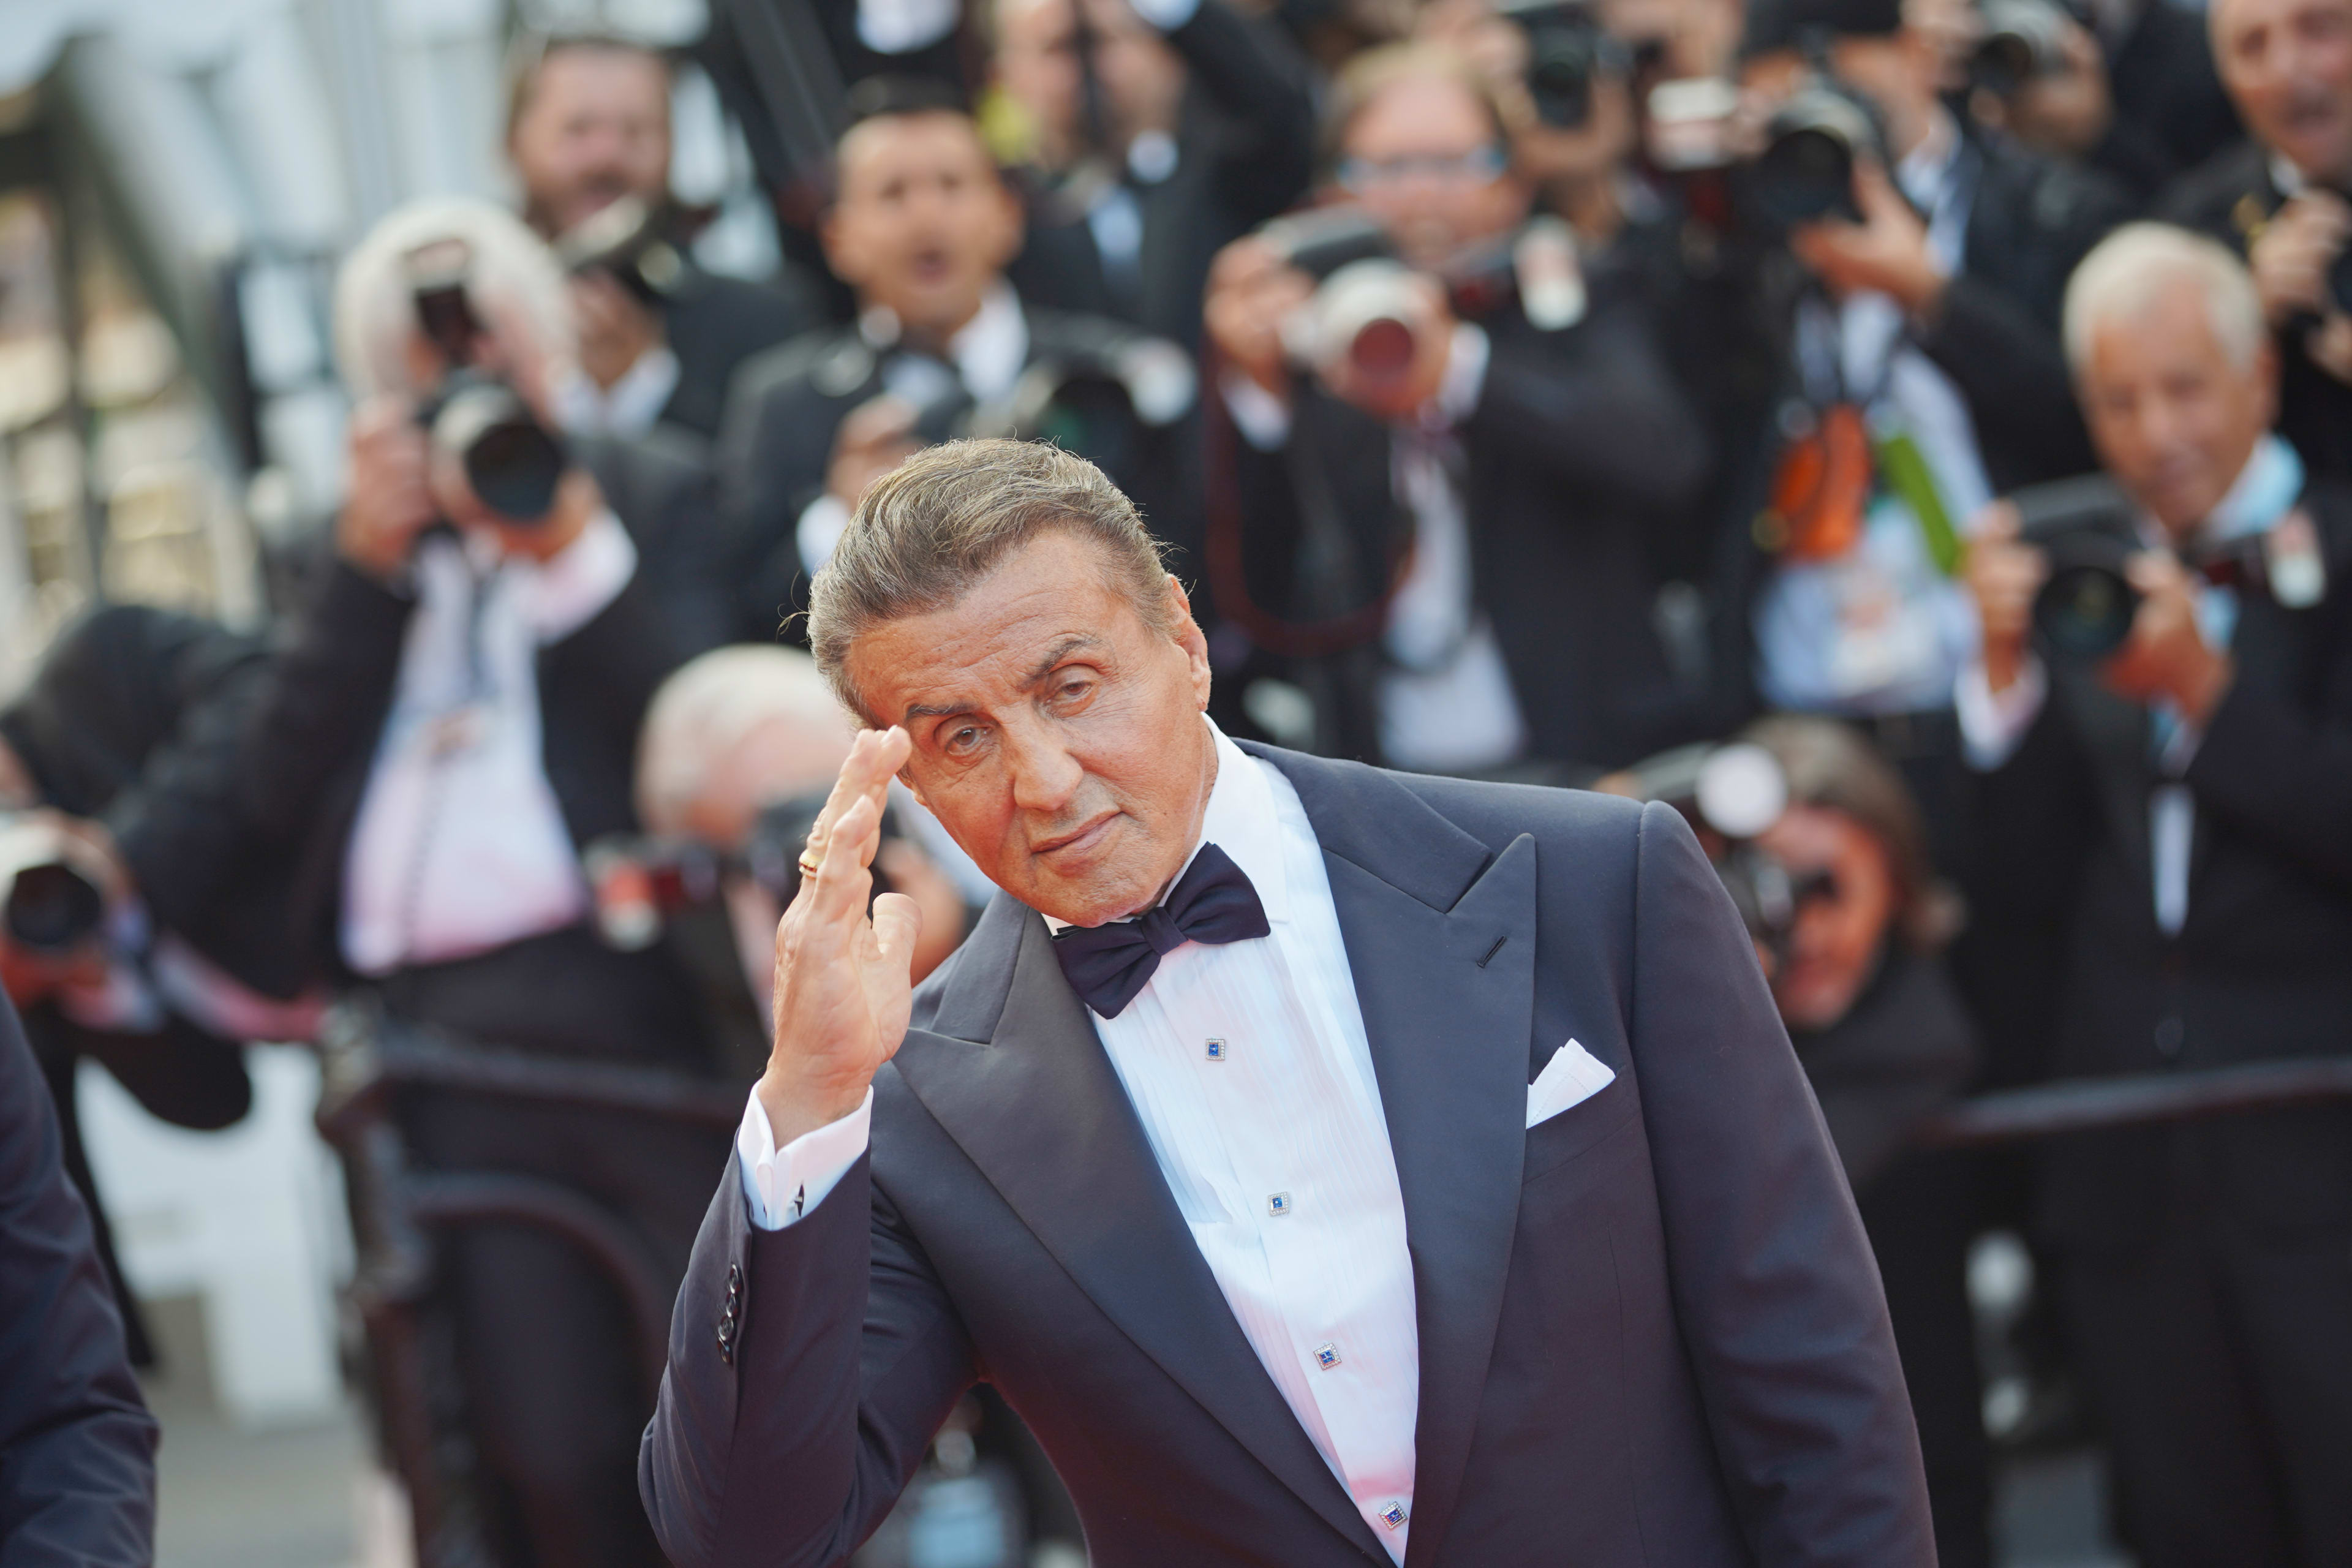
[1379,1502,1408,1531]
[1205,1038,1227,1061]
[1314,1342,1341,1370]
[1267,1191,1292,1216]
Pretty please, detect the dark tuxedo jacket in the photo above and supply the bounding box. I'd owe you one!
[0,995,155,1567]
[640,747,1932,1567]
[1227,271,1715,771]
[715,309,1199,644]
[2161,142,2352,483]
[655,263,825,442]
[1965,481,2352,1254]
[2089,0,2241,200]
[1006,0,1316,351]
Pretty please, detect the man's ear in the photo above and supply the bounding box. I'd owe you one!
[1164,573,1213,710]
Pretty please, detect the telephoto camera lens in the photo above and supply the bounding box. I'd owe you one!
[2010,474,2146,661]
[425,372,569,523]
[1742,83,1883,229]
[1971,0,2073,96]
[0,851,106,954]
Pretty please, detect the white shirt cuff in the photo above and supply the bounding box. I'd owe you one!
[797,492,853,577]
[1221,370,1292,451]
[1129,0,1202,28]
[1953,652,2047,772]
[736,1085,873,1231]
[1430,322,1490,426]
[524,508,636,641]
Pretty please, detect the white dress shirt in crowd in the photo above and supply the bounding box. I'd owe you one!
[736,718,1426,1559]
[1757,112,1995,716]
[1223,322,1528,771]
[1955,434,2307,935]
[554,348,681,440]
[796,284,1034,576]
[341,513,636,974]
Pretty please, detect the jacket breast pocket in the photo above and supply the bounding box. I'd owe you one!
[1523,1076,1639,1183]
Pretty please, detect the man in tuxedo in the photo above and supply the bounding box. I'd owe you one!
[1959,224,2352,1563]
[244,198,733,1568]
[716,79,1197,645]
[0,993,154,1567]
[1202,45,1711,774]
[639,437,1932,1566]
[2161,0,2352,482]
[508,29,820,441]
[993,0,1317,351]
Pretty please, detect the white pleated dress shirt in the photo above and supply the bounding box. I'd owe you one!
[737,719,1425,1558]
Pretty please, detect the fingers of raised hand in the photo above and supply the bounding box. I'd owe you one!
[869,891,923,977]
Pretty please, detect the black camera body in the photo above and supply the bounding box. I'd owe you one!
[1498,0,1625,129]
[2011,473,2144,661]
[1738,77,1888,230]
[406,246,570,524]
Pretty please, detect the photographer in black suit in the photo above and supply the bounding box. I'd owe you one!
[1959,224,2352,1565]
[994,0,1317,350]
[717,80,1197,645]
[1202,43,1710,774]
[241,198,731,1568]
[2161,0,2352,482]
[508,29,820,442]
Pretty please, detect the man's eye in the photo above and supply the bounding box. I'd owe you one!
[945,725,982,753]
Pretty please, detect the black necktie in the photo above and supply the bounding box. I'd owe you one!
[1048,843,1270,1019]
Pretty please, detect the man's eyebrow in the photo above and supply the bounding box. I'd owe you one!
[1023,636,1104,687]
[902,700,974,723]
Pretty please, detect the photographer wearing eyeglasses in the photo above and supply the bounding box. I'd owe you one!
[1201,42,1710,773]
[1958,223,2352,1564]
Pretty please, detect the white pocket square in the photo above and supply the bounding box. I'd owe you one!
[1526,1039,1617,1129]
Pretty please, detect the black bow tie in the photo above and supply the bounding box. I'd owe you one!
[1048,843,1270,1019]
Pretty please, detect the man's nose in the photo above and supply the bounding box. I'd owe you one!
[1003,720,1084,816]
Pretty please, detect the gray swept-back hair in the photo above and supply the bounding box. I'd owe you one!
[2063,222,2266,375]
[805,439,1174,722]
[333,197,576,400]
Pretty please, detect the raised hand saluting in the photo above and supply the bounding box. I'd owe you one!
[756,725,925,1147]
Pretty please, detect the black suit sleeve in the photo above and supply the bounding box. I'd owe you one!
[235,558,412,839]
[1915,274,2098,486]
[1626,802,1936,1566]
[639,1149,977,1568]
[0,998,157,1568]
[1469,303,1714,518]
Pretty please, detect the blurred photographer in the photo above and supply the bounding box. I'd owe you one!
[0,606,322,1370]
[1610,716,1985,1564]
[619,645,973,1077]
[993,0,1317,350]
[2162,0,2352,483]
[1203,43,1710,772]
[239,199,731,1568]
[1959,224,2352,1563]
[1714,0,2127,850]
[508,29,820,441]
[717,78,1197,644]
[1967,0,2239,201]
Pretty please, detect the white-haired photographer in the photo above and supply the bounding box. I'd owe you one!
[1959,221,2352,1566]
[237,197,740,1568]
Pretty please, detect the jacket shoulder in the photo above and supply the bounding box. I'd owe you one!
[2157,140,2272,238]
[727,327,870,415]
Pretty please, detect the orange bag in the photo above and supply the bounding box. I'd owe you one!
[1764,402,1871,562]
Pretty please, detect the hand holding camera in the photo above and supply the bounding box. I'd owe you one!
[2100,551,2234,725]
[1789,160,1948,314]
[0,810,129,1009]
[338,395,440,581]
[1204,235,1317,402]
[2248,190,2352,328]
[826,395,927,511]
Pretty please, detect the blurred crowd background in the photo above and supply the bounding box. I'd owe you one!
[1,0,2348,1562]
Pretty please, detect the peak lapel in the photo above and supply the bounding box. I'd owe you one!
[890,911,1390,1563]
[1249,747,1539,1567]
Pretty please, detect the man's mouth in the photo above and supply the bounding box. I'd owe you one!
[1031,813,1119,859]
[907,246,956,287]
